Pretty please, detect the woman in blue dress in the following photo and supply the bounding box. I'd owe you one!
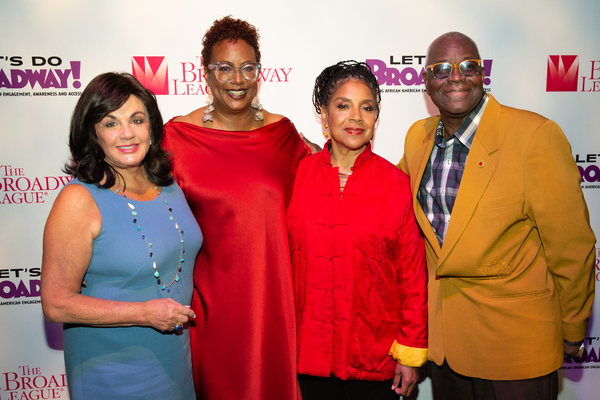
[40,72,202,400]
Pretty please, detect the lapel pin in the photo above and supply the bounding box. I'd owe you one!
[477,161,485,168]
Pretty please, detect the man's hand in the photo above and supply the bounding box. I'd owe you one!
[564,341,584,359]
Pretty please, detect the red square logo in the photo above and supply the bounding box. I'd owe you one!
[546,55,579,92]
[132,56,169,95]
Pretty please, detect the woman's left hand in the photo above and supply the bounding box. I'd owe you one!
[142,298,195,332]
[391,362,418,396]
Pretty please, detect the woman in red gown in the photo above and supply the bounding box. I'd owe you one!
[163,16,309,400]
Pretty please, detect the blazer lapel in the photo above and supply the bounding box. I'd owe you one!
[410,119,442,256]
[438,95,502,265]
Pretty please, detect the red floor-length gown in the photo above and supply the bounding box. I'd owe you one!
[163,117,308,400]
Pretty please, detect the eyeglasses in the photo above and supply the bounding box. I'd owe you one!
[207,62,262,83]
[425,59,482,80]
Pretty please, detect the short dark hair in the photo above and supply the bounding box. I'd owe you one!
[64,72,173,188]
[313,60,382,120]
[201,15,261,67]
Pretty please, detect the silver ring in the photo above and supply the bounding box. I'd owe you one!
[175,324,183,331]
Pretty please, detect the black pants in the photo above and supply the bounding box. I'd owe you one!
[298,374,399,400]
[430,361,558,400]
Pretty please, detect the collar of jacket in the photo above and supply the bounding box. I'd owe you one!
[319,139,374,170]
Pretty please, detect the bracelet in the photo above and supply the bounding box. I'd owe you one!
[564,339,584,347]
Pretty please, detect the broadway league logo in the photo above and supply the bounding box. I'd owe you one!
[132,56,293,96]
[132,56,169,95]
[546,55,579,92]
[1,365,68,398]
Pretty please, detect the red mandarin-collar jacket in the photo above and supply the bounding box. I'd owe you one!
[286,142,428,381]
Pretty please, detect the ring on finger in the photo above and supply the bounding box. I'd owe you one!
[175,324,183,331]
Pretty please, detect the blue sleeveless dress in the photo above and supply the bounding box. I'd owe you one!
[62,179,202,400]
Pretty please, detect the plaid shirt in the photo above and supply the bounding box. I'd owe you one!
[418,93,488,246]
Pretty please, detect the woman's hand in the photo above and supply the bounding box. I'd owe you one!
[391,362,418,396]
[299,132,322,154]
[142,298,196,331]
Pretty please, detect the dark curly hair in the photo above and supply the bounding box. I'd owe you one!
[64,72,173,188]
[313,60,382,120]
[201,15,261,66]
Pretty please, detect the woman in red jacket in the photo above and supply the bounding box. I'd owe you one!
[287,60,428,400]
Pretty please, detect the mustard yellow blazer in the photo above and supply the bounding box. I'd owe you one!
[398,94,595,380]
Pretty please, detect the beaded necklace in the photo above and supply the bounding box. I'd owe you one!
[115,186,185,292]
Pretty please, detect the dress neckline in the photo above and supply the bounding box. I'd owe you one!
[168,116,290,133]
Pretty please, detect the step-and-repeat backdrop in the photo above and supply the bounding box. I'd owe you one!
[1,0,599,398]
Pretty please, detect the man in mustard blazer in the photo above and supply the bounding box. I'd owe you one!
[398,32,595,400]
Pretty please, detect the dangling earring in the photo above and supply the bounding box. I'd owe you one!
[149,139,153,146]
[202,95,215,123]
[251,98,264,121]
[323,123,330,140]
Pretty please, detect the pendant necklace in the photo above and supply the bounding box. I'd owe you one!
[116,186,185,292]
